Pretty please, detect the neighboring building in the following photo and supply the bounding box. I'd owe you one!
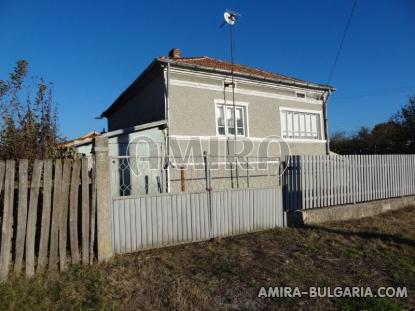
[61,123,166,196]
[100,48,335,194]
[60,131,101,155]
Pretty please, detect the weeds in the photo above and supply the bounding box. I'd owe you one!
[0,266,118,311]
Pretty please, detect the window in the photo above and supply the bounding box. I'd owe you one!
[296,92,306,98]
[281,110,322,139]
[216,104,246,136]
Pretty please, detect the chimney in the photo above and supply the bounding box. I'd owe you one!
[168,48,181,59]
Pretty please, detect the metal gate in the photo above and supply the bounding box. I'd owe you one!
[109,155,285,253]
[111,187,284,253]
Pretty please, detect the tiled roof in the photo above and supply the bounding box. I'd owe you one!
[102,54,334,117]
[60,131,100,147]
[159,56,332,89]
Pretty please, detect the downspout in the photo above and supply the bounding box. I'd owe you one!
[164,63,171,192]
[322,90,332,155]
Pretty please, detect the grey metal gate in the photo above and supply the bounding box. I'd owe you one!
[109,155,285,253]
[111,187,284,253]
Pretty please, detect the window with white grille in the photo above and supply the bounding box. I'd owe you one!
[281,110,322,139]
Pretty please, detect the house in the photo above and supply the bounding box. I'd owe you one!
[101,48,334,158]
[101,48,335,194]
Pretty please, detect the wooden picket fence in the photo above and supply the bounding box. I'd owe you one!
[0,158,96,280]
[284,154,415,211]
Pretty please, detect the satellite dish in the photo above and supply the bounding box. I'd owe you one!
[224,11,237,25]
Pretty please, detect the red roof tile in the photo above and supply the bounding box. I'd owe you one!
[159,56,331,89]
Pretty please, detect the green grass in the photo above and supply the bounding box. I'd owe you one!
[0,266,118,311]
[0,206,414,310]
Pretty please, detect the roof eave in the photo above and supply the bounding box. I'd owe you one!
[159,58,335,92]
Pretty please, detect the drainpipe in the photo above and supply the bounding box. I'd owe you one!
[322,90,332,155]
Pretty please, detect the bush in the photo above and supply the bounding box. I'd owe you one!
[0,60,70,160]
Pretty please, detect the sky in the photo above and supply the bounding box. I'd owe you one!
[0,0,414,139]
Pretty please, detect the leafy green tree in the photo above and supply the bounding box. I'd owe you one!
[0,60,65,160]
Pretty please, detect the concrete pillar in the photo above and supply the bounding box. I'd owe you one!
[94,136,113,261]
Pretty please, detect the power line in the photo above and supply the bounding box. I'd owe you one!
[322,0,357,155]
[327,0,358,85]
[335,85,415,96]
[331,85,415,101]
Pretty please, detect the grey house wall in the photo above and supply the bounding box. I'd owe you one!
[108,126,166,197]
[107,67,166,131]
[107,126,165,157]
[168,69,326,156]
[104,64,328,159]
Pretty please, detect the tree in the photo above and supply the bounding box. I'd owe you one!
[393,96,415,153]
[0,60,65,160]
[370,121,406,154]
[330,131,357,154]
[330,95,415,155]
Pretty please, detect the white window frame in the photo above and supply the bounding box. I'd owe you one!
[214,99,249,137]
[279,107,325,141]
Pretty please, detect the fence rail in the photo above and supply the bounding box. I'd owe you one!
[285,154,415,211]
[0,158,96,280]
[110,154,281,196]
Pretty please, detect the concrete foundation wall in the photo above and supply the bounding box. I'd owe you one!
[290,196,415,225]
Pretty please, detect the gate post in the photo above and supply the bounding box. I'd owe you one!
[93,136,113,261]
[281,157,289,212]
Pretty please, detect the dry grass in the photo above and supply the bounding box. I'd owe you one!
[1,206,414,310]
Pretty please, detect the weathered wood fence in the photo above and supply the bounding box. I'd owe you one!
[285,154,415,211]
[0,158,96,280]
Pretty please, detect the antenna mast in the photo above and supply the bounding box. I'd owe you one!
[221,10,241,151]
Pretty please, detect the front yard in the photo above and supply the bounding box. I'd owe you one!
[1,206,414,310]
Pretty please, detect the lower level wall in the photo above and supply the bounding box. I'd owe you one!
[169,137,326,158]
[168,162,280,193]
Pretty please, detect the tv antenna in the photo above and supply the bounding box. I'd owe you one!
[220,10,241,146]
[221,10,240,27]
